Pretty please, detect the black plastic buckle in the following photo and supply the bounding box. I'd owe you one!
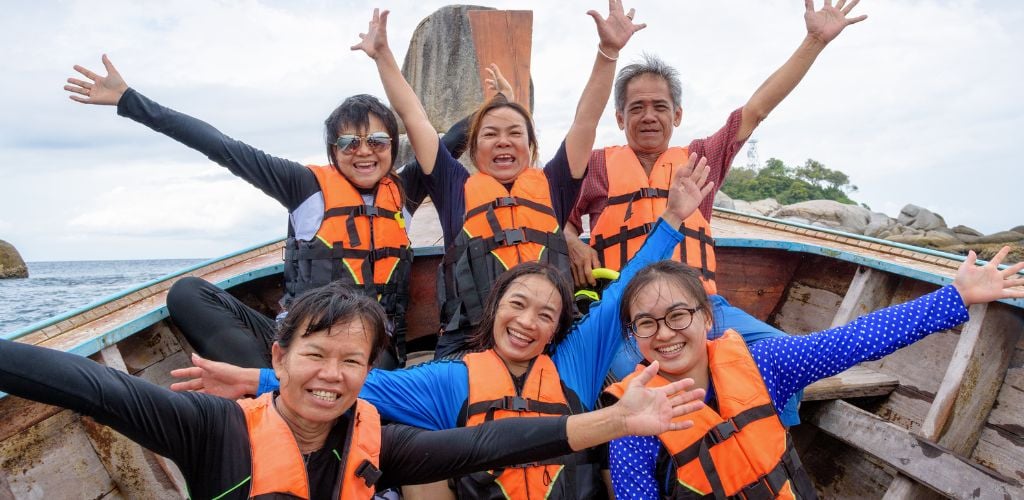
[357,205,380,217]
[740,477,775,500]
[640,222,654,235]
[709,418,738,444]
[494,196,518,208]
[497,228,526,245]
[354,460,383,487]
[638,187,659,199]
[503,395,530,411]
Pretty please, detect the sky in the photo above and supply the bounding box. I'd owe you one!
[1,0,1021,262]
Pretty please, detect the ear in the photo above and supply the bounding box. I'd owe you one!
[673,106,683,127]
[615,110,626,130]
[270,342,286,377]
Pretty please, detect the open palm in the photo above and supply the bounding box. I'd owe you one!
[804,0,867,45]
[64,54,128,106]
[351,8,390,59]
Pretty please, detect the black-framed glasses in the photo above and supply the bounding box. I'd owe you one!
[334,132,392,155]
[627,307,700,338]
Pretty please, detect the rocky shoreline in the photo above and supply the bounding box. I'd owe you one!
[0,239,28,279]
[714,193,1024,263]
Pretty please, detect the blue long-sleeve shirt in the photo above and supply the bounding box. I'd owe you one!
[359,219,684,429]
[608,284,970,499]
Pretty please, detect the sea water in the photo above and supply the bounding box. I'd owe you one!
[0,259,204,336]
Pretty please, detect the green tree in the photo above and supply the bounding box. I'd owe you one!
[721,157,859,205]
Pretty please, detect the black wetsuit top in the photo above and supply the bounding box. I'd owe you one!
[0,339,574,499]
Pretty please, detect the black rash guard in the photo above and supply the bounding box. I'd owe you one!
[0,339,574,499]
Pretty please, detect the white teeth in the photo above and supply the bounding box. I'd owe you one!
[508,329,533,343]
[493,155,515,164]
[311,390,339,401]
[657,343,685,355]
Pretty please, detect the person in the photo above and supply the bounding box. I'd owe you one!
[603,247,1024,498]
[63,56,472,370]
[0,281,706,499]
[563,0,869,425]
[175,138,719,498]
[352,3,646,359]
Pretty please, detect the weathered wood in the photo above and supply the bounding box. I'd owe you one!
[803,365,900,402]
[715,247,801,321]
[808,400,1022,499]
[971,366,1024,484]
[830,266,899,327]
[84,346,188,499]
[0,472,15,500]
[406,252,442,343]
[468,10,532,105]
[771,282,844,334]
[791,423,896,498]
[0,410,116,499]
[0,395,62,443]
[118,321,184,375]
[886,303,1024,499]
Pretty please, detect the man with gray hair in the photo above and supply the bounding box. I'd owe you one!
[562,0,867,426]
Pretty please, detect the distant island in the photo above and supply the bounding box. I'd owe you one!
[0,239,28,279]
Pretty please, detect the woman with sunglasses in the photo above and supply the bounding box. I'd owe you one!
[603,249,1024,498]
[354,3,647,360]
[64,55,468,370]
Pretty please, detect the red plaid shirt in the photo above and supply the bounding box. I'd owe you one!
[568,107,746,231]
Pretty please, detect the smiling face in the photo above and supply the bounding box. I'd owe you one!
[271,318,373,428]
[491,274,563,374]
[616,73,683,156]
[473,106,533,184]
[629,277,711,383]
[331,113,393,190]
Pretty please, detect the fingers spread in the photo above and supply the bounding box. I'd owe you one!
[64,84,88,96]
[669,419,695,431]
[848,14,868,24]
[73,64,99,81]
[634,360,660,386]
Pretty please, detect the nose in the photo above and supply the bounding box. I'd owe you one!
[354,137,373,156]
[640,107,658,123]
[654,319,677,340]
[495,133,512,147]
[319,362,343,382]
[516,309,537,330]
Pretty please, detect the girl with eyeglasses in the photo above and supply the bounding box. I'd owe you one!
[63,55,465,371]
[603,247,1024,498]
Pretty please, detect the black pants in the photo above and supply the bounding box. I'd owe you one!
[167,277,399,370]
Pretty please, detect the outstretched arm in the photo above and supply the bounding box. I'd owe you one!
[353,9,440,175]
[64,54,128,106]
[736,0,867,142]
[377,361,704,488]
[564,0,646,179]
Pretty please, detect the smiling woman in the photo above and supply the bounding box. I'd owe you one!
[61,53,470,371]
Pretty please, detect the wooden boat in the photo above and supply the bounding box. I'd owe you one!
[1,206,1021,499]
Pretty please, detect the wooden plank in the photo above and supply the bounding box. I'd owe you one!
[807,400,1022,499]
[771,282,844,334]
[715,247,801,321]
[971,366,1024,483]
[803,365,899,402]
[830,266,899,327]
[0,395,62,443]
[0,410,116,499]
[468,10,532,105]
[0,472,15,500]
[84,346,188,498]
[886,303,1024,499]
[405,253,442,343]
[118,321,185,375]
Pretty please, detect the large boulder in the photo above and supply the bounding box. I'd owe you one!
[0,239,28,279]
[734,198,782,217]
[897,204,947,232]
[886,230,963,249]
[774,200,872,234]
[713,191,735,210]
[864,211,895,238]
[974,230,1024,245]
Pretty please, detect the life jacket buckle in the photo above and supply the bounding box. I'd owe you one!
[640,222,654,235]
[354,459,383,487]
[358,205,380,217]
[638,187,659,199]
[496,228,526,246]
[709,418,739,444]
[502,395,530,411]
[739,476,776,500]
[494,196,518,208]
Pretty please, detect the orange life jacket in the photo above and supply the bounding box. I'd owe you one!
[589,146,717,295]
[237,393,382,500]
[603,330,815,499]
[284,166,412,363]
[439,169,570,332]
[455,350,602,499]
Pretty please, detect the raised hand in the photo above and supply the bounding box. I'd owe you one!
[64,54,129,106]
[661,153,714,228]
[169,353,259,399]
[350,8,391,59]
[804,0,867,45]
[586,0,646,57]
[616,361,705,436]
[484,63,515,103]
[952,247,1024,306]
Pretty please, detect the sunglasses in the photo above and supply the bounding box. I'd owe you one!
[334,132,392,155]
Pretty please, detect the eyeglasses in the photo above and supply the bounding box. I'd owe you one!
[627,307,700,338]
[334,132,392,155]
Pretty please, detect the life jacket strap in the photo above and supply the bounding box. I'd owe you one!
[671,404,776,466]
[464,196,556,220]
[606,187,670,206]
[324,204,400,220]
[466,396,573,420]
[354,459,383,488]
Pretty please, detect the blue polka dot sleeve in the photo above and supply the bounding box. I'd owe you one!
[608,285,970,497]
[752,284,969,413]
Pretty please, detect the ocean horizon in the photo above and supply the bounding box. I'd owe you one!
[0,258,205,336]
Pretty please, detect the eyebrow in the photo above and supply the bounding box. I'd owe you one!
[507,291,558,313]
[632,301,693,319]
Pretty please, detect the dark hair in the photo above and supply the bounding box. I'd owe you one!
[466,262,574,355]
[323,93,407,208]
[619,260,714,340]
[276,281,389,366]
[467,94,540,169]
[614,53,683,114]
